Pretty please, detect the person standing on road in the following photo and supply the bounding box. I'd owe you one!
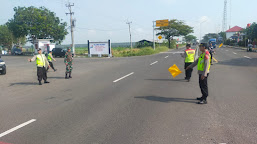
[186,43,211,104]
[181,44,195,82]
[47,51,57,72]
[64,48,73,79]
[28,48,50,85]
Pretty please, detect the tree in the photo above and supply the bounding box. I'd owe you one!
[0,25,13,49]
[202,33,219,43]
[218,31,226,42]
[156,19,193,48]
[184,35,197,43]
[7,6,68,44]
[244,22,257,42]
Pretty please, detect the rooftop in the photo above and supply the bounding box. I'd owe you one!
[226,26,243,32]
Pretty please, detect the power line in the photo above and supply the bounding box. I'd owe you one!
[76,27,127,31]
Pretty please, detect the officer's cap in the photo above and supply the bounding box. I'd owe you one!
[199,43,207,48]
[186,44,191,47]
[38,48,42,51]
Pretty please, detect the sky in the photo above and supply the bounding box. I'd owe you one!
[1,0,257,45]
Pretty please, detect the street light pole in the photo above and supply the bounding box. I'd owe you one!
[153,21,156,50]
[199,20,207,43]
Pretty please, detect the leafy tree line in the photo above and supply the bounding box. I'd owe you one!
[155,19,194,48]
[0,6,68,50]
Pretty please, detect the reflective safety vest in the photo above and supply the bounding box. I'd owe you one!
[197,53,211,71]
[36,54,46,67]
[185,49,195,63]
[48,53,53,62]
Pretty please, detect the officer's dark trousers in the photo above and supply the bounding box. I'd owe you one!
[199,74,209,100]
[184,63,193,80]
[48,61,55,70]
[37,67,47,82]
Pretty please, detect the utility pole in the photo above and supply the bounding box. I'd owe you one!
[66,2,75,54]
[153,21,156,50]
[126,21,132,49]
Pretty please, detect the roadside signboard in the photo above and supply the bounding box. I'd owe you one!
[88,40,112,57]
[156,19,169,27]
[158,36,162,40]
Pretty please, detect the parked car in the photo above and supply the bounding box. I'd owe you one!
[11,48,23,55]
[0,56,6,75]
[52,48,66,57]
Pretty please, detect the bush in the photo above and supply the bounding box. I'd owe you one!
[112,46,169,57]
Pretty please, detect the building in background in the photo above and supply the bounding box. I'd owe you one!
[226,26,243,40]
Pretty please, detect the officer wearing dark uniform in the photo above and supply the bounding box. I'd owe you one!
[181,44,195,82]
[28,48,50,85]
[186,43,211,104]
[64,48,73,79]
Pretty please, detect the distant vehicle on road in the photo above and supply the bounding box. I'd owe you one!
[52,48,66,58]
[209,38,217,48]
[11,48,23,55]
[0,56,6,75]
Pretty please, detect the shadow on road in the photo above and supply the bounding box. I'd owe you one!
[218,58,257,67]
[134,96,197,104]
[145,79,187,82]
[9,82,38,86]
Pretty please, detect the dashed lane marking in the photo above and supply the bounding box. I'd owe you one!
[0,119,36,138]
[244,56,252,59]
[113,72,134,83]
[150,61,158,65]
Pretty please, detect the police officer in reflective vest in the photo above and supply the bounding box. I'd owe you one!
[186,43,211,104]
[28,48,50,85]
[47,51,57,72]
[181,44,195,82]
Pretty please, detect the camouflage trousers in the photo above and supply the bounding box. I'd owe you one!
[66,62,73,73]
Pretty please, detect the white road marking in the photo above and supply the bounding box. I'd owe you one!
[233,52,237,55]
[0,119,36,138]
[165,56,169,58]
[150,61,158,65]
[113,72,134,83]
[244,56,252,59]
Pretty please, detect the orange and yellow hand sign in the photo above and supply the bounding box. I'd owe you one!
[168,64,182,78]
[219,43,223,48]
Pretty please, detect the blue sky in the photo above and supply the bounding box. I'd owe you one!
[1,0,257,44]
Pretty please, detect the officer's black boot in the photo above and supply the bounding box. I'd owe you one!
[39,81,42,85]
[65,73,69,79]
[69,72,72,78]
[44,81,50,84]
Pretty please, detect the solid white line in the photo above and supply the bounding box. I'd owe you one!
[233,52,237,54]
[0,119,36,138]
[165,56,169,58]
[244,56,252,59]
[113,72,134,83]
[150,61,158,65]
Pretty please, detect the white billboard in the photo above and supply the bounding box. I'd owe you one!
[88,40,111,57]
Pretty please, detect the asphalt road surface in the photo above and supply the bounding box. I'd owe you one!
[0,46,257,144]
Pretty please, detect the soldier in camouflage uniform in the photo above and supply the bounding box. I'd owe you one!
[64,48,73,79]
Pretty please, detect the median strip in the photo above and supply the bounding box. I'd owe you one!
[244,56,252,59]
[150,61,158,65]
[0,119,36,138]
[113,72,134,83]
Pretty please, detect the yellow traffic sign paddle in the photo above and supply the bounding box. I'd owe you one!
[168,64,182,78]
